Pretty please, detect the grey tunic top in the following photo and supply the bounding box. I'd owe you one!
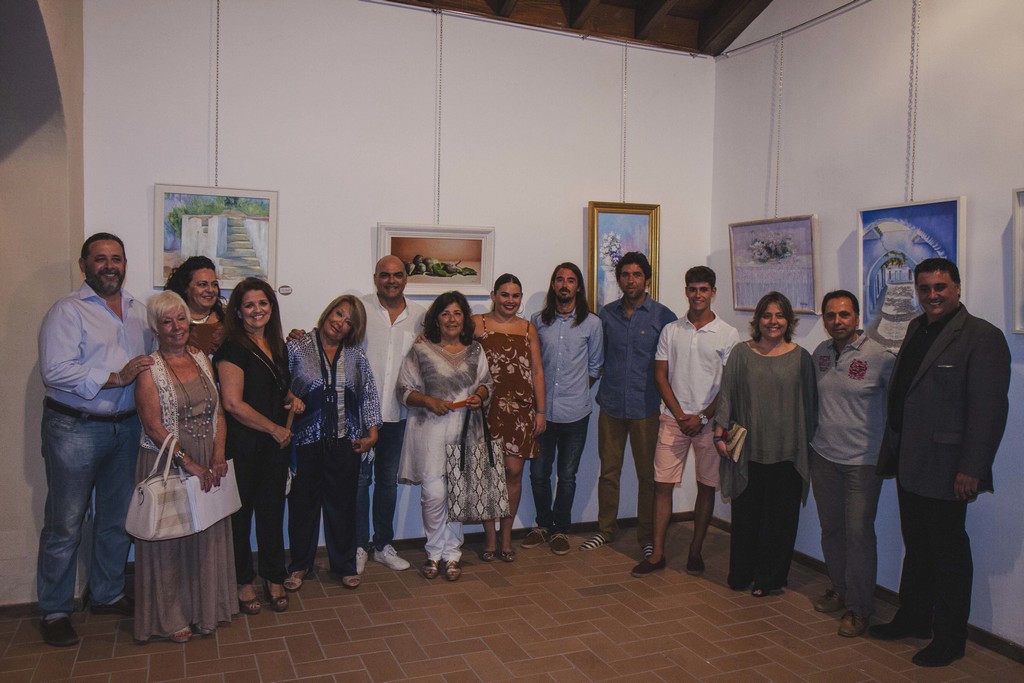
[715,342,818,500]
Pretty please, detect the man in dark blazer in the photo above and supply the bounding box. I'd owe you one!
[869,258,1010,668]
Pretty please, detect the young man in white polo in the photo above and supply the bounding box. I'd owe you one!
[631,266,739,577]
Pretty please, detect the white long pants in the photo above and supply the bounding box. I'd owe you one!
[421,476,463,562]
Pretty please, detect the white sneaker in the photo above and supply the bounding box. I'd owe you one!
[356,547,368,575]
[373,544,411,571]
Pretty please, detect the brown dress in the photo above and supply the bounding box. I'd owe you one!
[133,354,236,641]
[477,318,538,459]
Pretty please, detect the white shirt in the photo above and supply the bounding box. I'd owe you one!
[655,313,739,415]
[361,293,425,422]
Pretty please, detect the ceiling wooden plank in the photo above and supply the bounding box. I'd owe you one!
[486,0,519,16]
[565,0,603,30]
[636,0,680,40]
[698,0,772,56]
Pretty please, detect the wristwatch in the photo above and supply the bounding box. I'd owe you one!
[698,413,709,426]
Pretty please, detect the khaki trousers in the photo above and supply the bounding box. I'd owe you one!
[597,411,660,545]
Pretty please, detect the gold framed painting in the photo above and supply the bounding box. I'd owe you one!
[587,201,660,312]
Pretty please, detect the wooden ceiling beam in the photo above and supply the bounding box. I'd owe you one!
[698,0,772,56]
[635,0,680,41]
[486,0,518,17]
[564,0,603,30]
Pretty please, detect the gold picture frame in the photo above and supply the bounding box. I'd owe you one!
[587,201,660,312]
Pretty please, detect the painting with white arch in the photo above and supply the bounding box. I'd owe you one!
[859,197,965,351]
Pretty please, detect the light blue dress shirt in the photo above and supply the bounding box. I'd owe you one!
[38,282,153,414]
[531,310,604,424]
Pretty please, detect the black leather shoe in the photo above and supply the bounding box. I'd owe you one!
[89,595,134,616]
[868,619,932,641]
[41,617,80,647]
[912,642,965,667]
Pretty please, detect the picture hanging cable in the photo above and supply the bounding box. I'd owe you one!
[620,43,628,203]
[214,0,221,188]
[773,37,784,218]
[434,9,444,225]
[905,0,921,203]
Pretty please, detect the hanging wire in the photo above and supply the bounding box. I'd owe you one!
[905,0,921,203]
[434,10,444,225]
[214,0,221,187]
[772,37,785,218]
[620,43,628,203]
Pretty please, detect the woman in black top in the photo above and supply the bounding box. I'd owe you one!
[215,278,304,615]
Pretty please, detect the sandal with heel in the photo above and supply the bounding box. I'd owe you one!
[238,584,261,615]
[263,580,289,612]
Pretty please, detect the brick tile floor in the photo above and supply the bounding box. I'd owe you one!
[3,522,1022,681]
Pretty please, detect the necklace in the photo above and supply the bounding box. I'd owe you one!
[161,351,216,439]
[190,312,211,324]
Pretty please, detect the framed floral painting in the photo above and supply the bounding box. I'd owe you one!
[728,214,820,314]
[587,201,660,312]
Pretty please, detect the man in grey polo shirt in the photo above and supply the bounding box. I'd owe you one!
[810,290,895,638]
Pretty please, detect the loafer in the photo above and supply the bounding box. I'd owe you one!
[685,556,705,576]
[41,617,79,647]
[90,595,134,616]
[868,618,932,641]
[912,642,965,667]
[630,557,666,578]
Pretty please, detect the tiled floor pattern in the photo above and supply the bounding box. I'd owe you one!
[2,521,1022,682]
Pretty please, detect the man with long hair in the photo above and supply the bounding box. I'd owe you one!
[522,263,603,555]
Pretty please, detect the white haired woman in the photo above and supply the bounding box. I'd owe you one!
[133,291,236,643]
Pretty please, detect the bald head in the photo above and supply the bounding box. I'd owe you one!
[373,254,409,307]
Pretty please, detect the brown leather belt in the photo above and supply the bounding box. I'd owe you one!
[45,398,137,423]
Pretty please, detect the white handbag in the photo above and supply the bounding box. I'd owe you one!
[125,433,241,541]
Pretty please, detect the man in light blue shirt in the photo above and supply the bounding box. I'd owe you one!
[523,263,603,556]
[582,252,676,557]
[37,233,154,647]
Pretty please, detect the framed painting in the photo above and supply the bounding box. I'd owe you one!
[587,201,660,312]
[859,196,966,350]
[1014,188,1024,333]
[154,184,277,288]
[728,214,820,314]
[377,223,495,296]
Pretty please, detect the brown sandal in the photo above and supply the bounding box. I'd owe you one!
[238,585,261,615]
[497,549,516,563]
[264,580,289,612]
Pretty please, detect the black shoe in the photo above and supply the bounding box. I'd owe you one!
[41,617,80,647]
[912,642,965,667]
[868,619,932,641]
[89,595,134,616]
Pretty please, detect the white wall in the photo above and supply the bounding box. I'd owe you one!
[79,0,715,574]
[712,0,1024,645]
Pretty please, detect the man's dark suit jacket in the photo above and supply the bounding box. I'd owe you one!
[877,305,1011,500]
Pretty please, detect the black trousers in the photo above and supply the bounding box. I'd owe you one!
[895,482,972,648]
[287,438,360,577]
[728,461,803,591]
[231,446,289,585]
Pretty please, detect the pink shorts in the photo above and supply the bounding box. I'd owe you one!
[653,413,720,487]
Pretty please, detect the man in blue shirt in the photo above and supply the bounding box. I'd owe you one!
[523,263,604,555]
[581,252,676,558]
[37,233,154,647]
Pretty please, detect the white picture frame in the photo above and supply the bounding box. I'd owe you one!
[376,223,495,296]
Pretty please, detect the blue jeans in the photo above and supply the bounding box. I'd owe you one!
[37,408,140,617]
[529,415,590,534]
[356,420,405,550]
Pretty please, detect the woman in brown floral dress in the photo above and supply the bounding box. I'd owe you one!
[472,274,547,561]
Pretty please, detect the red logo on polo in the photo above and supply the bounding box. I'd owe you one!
[849,359,867,380]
